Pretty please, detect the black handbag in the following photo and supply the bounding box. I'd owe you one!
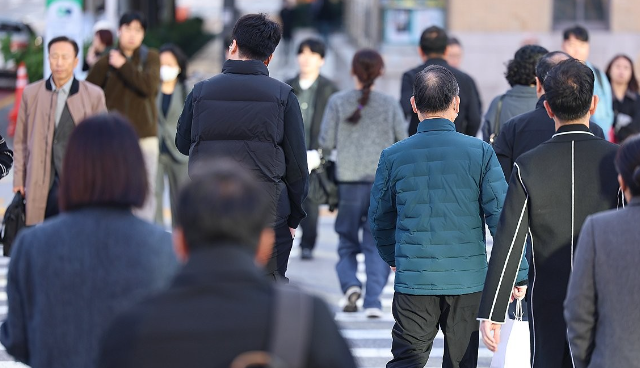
[1,192,26,257]
[308,157,339,212]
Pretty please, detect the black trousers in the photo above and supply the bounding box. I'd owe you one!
[44,174,60,219]
[299,196,320,251]
[265,223,294,281]
[388,292,481,368]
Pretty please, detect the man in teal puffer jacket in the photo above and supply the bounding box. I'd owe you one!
[369,65,528,368]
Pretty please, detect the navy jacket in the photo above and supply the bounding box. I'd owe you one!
[0,207,178,368]
[369,118,527,296]
[176,60,308,228]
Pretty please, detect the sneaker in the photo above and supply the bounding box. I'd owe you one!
[343,286,361,312]
[365,308,384,319]
[301,248,313,260]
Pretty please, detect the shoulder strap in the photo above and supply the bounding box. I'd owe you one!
[490,94,506,145]
[138,45,149,72]
[269,286,313,368]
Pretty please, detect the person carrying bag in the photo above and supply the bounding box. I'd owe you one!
[490,298,530,368]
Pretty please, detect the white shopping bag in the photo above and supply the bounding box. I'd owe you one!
[489,299,531,368]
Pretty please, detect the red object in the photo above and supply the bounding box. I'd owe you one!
[8,61,27,137]
[175,6,189,23]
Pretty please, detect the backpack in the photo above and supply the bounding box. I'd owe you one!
[229,286,313,368]
[1,192,26,257]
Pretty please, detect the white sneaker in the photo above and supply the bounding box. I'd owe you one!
[343,286,361,312]
[365,308,384,319]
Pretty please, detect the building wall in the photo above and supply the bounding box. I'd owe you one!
[448,0,552,32]
[610,0,640,32]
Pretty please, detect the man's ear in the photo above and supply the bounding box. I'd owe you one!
[589,95,599,117]
[543,100,555,119]
[264,54,274,67]
[172,227,189,263]
[255,228,275,266]
[417,47,426,62]
[410,96,418,114]
[535,77,544,95]
[618,174,628,194]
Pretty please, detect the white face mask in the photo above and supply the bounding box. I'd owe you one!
[160,65,180,82]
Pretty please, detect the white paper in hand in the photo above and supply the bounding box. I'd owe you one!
[307,150,321,173]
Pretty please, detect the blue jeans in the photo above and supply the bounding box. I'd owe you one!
[335,183,390,309]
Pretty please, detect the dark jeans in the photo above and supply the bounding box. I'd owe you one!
[335,183,390,309]
[265,223,294,282]
[300,196,320,251]
[388,292,482,368]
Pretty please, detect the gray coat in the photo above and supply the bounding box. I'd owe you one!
[157,84,189,163]
[481,84,538,143]
[565,197,640,368]
[0,207,178,368]
[319,89,407,182]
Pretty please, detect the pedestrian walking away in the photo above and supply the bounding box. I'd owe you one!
[176,13,309,281]
[97,160,357,368]
[565,136,640,368]
[320,48,407,318]
[478,58,621,368]
[13,36,106,226]
[400,26,481,137]
[369,64,524,368]
[286,38,339,260]
[1,113,178,368]
[86,11,161,222]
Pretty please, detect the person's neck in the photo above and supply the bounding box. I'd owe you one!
[53,76,72,89]
[555,117,590,132]
[299,71,320,83]
[418,110,456,122]
[354,79,374,90]
[161,79,178,94]
[612,82,628,101]
[120,47,135,57]
[423,53,445,62]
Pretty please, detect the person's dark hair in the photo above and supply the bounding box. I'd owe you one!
[419,26,448,56]
[297,38,326,58]
[232,13,282,61]
[48,36,79,57]
[59,113,147,212]
[563,25,589,42]
[505,45,548,87]
[175,160,271,249]
[119,11,147,31]
[615,135,640,196]
[413,65,460,114]
[95,29,114,48]
[543,58,595,122]
[606,54,639,94]
[347,49,384,123]
[447,37,461,47]
[159,43,188,83]
[535,51,572,83]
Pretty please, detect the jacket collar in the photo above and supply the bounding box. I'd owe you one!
[552,124,595,139]
[422,57,449,68]
[174,244,268,286]
[222,59,269,77]
[535,94,547,110]
[45,76,80,96]
[506,84,537,98]
[417,118,456,133]
[629,197,640,207]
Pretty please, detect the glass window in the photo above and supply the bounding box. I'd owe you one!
[554,0,608,29]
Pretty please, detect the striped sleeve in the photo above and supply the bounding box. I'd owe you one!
[478,163,530,323]
[0,136,13,179]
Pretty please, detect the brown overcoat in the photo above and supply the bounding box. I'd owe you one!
[13,78,107,225]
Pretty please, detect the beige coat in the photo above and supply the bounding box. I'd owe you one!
[13,78,106,225]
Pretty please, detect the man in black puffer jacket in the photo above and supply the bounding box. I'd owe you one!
[176,13,308,281]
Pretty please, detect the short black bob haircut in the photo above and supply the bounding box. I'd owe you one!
[232,13,282,61]
[48,36,79,57]
[297,38,326,58]
[413,65,459,115]
[175,160,271,250]
[543,58,595,122]
[119,11,148,31]
[59,113,147,212]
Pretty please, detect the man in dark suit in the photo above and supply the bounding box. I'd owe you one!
[97,161,357,368]
[286,38,339,260]
[400,26,481,136]
[478,58,621,368]
[493,51,605,179]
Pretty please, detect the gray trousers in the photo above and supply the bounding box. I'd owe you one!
[155,152,189,227]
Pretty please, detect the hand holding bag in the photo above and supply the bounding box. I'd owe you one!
[489,299,531,368]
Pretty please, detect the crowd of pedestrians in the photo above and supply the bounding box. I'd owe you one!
[0,9,638,368]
